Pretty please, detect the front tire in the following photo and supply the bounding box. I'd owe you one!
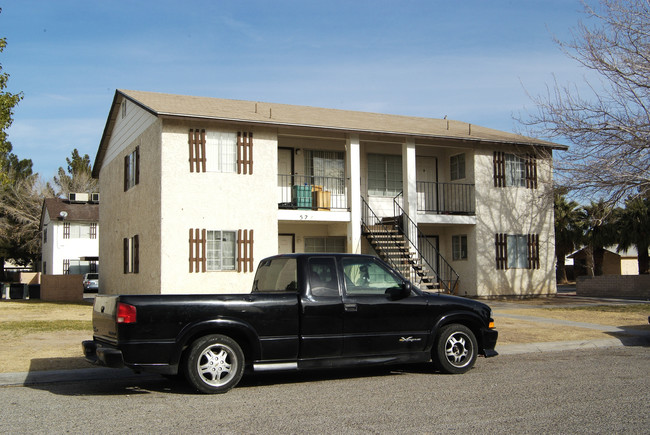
[184,334,244,394]
[433,324,477,374]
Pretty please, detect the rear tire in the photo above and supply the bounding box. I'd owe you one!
[184,334,244,394]
[433,324,477,374]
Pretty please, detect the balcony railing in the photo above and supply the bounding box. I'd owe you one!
[415,181,475,215]
[278,174,348,211]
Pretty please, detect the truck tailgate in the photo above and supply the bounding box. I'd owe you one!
[92,295,119,343]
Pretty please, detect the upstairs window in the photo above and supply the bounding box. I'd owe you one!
[206,131,237,173]
[494,152,537,189]
[124,146,140,191]
[450,154,466,181]
[368,154,402,196]
[189,129,253,174]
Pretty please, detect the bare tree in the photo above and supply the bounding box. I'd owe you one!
[520,0,650,204]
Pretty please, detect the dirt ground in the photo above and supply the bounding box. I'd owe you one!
[1,299,648,373]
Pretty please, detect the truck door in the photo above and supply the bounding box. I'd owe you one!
[339,256,430,357]
[299,257,344,359]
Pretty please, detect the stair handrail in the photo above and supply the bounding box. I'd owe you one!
[393,192,460,294]
[360,196,417,283]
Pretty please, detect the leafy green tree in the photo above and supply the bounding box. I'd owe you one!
[616,195,650,274]
[554,189,583,283]
[53,148,98,196]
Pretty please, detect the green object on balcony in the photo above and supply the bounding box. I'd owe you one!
[292,185,312,209]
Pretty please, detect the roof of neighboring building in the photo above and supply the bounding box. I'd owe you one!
[40,198,99,229]
[93,89,568,177]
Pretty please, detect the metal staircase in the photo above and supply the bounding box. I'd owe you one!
[361,196,459,294]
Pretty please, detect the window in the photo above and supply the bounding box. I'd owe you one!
[495,233,540,270]
[505,154,526,187]
[450,154,466,181]
[304,237,346,253]
[123,235,139,274]
[342,257,402,296]
[189,130,253,174]
[368,154,402,196]
[206,230,236,271]
[507,235,528,269]
[65,223,94,239]
[124,146,140,191]
[305,150,345,194]
[252,257,297,292]
[494,152,537,188]
[452,235,467,261]
[206,131,237,173]
[308,257,339,297]
[121,100,127,118]
[43,226,48,244]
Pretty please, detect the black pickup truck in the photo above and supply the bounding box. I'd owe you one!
[83,254,498,393]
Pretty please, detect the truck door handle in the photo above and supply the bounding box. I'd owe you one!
[344,303,357,312]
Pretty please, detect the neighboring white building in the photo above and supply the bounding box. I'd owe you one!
[92,90,567,297]
[40,195,100,275]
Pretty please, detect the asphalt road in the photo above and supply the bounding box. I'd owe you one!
[1,346,648,434]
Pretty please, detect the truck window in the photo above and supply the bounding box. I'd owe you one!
[308,257,339,297]
[342,257,401,296]
[252,258,298,292]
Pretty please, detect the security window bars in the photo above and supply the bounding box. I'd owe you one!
[206,131,237,173]
[368,154,402,196]
[207,230,236,271]
[189,228,254,273]
[189,129,253,174]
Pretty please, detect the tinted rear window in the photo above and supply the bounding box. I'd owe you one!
[252,258,297,292]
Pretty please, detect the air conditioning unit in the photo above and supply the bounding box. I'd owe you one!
[91,193,100,203]
[69,192,89,203]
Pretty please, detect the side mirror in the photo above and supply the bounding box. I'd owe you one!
[385,282,411,300]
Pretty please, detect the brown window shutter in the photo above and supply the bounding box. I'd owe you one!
[63,222,71,239]
[123,238,129,274]
[493,152,505,187]
[135,146,140,185]
[495,233,508,270]
[237,132,254,175]
[237,229,254,273]
[133,235,140,273]
[189,228,206,273]
[528,234,540,269]
[189,129,207,173]
[525,153,537,189]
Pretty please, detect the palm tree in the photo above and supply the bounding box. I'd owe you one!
[616,195,650,274]
[581,200,618,276]
[554,190,582,283]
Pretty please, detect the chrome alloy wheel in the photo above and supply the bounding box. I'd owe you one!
[444,331,473,368]
[197,344,238,387]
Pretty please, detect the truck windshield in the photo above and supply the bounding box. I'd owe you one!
[252,258,298,292]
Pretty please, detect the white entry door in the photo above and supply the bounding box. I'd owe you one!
[416,157,437,212]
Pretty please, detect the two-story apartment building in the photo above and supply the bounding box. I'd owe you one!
[40,194,100,275]
[92,90,566,297]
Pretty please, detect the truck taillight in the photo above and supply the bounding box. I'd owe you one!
[116,303,137,323]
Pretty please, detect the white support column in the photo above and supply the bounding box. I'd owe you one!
[347,134,362,253]
[402,139,417,221]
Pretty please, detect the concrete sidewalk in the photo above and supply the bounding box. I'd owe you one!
[1,295,647,387]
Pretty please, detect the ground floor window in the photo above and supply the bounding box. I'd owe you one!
[304,236,346,253]
[207,230,237,271]
[452,235,467,261]
[495,233,540,270]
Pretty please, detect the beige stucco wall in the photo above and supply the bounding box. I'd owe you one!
[473,147,556,297]
[99,119,163,295]
[158,120,278,294]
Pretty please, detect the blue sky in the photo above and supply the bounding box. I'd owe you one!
[1,0,591,180]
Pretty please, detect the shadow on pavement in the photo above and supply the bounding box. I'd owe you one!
[606,325,650,347]
[23,363,438,397]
